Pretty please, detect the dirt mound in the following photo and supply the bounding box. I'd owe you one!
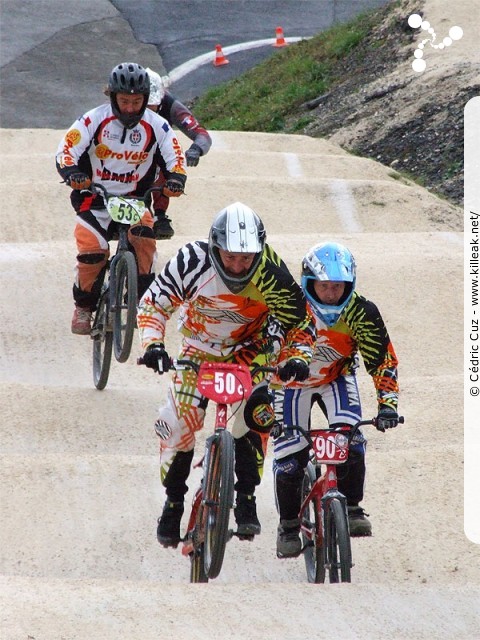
[290,0,477,208]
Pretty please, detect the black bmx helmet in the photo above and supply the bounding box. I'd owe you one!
[208,202,266,293]
[108,62,150,129]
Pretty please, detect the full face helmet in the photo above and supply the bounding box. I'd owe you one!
[208,202,266,293]
[145,67,166,107]
[301,242,356,326]
[108,62,150,128]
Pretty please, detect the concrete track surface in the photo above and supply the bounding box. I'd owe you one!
[1,127,478,639]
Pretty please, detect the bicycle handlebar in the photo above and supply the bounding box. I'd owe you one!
[137,355,278,379]
[86,181,164,204]
[275,416,405,445]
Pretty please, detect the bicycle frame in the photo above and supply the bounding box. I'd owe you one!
[299,427,351,558]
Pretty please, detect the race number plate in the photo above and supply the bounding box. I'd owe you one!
[107,196,146,224]
[197,362,252,404]
[311,430,349,464]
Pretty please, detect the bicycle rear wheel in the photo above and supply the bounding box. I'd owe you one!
[203,429,235,579]
[92,287,113,390]
[302,463,326,584]
[324,497,352,583]
[113,251,137,363]
[190,543,209,583]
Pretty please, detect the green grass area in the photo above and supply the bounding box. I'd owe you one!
[192,10,378,132]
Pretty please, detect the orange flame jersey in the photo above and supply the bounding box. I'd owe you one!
[275,292,399,408]
[55,103,186,200]
[137,241,315,364]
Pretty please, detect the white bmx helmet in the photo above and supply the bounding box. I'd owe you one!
[146,67,166,106]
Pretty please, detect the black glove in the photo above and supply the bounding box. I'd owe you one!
[163,176,185,198]
[376,406,399,432]
[185,143,202,167]
[65,172,91,190]
[278,358,310,382]
[142,343,171,374]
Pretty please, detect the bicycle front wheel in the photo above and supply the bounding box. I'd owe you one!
[302,463,326,584]
[92,287,113,390]
[324,497,352,583]
[113,251,137,363]
[203,429,235,580]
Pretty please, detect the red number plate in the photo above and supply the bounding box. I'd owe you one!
[311,430,349,464]
[197,362,252,404]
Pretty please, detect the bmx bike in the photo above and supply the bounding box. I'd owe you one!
[139,356,276,583]
[276,415,404,584]
[88,182,162,390]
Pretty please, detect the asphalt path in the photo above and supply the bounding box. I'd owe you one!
[0,0,389,128]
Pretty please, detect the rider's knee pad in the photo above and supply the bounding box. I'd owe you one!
[130,225,155,239]
[244,386,276,434]
[77,252,106,264]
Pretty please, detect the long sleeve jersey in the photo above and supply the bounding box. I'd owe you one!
[275,292,399,410]
[137,241,315,362]
[158,93,212,157]
[55,103,186,211]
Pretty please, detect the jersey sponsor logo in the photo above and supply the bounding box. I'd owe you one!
[129,130,142,144]
[65,129,81,147]
[172,136,185,166]
[95,143,148,163]
[101,129,121,141]
[58,156,75,168]
[95,167,140,183]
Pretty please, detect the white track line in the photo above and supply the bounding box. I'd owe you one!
[329,178,362,233]
[168,37,307,83]
[284,152,303,177]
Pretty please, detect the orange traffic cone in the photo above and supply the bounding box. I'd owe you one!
[213,44,229,66]
[273,26,288,47]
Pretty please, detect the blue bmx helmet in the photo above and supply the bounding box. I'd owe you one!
[301,242,356,326]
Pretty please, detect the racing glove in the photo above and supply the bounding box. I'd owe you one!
[278,358,310,382]
[163,176,186,198]
[376,406,399,432]
[185,143,202,167]
[142,343,171,374]
[65,172,91,190]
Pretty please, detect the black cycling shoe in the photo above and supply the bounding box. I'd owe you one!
[153,213,174,239]
[234,493,261,536]
[156,500,184,547]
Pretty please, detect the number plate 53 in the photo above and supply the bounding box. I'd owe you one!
[107,196,146,224]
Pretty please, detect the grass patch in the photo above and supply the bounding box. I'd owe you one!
[192,10,378,132]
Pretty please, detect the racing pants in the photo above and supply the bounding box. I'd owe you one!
[73,206,156,310]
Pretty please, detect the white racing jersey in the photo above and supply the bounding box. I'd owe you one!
[55,103,185,203]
